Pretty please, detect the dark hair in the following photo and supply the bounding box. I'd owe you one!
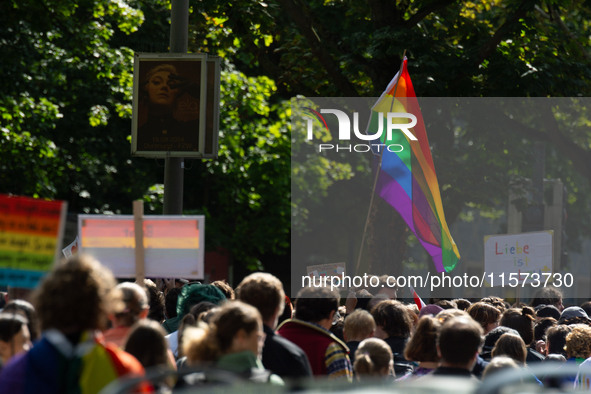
[480,296,507,314]
[437,316,483,366]
[116,283,149,327]
[535,305,561,320]
[534,317,557,342]
[435,300,457,310]
[405,316,441,362]
[3,300,39,341]
[468,302,501,332]
[211,280,235,300]
[530,288,562,309]
[581,302,591,318]
[295,287,339,323]
[491,333,527,364]
[177,301,219,357]
[0,292,6,309]
[32,255,122,332]
[500,307,536,345]
[453,299,472,311]
[371,300,412,338]
[143,280,165,323]
[481,326,521,361]
[165,287,182,319]
[0,313,28,343]
[236,273,284,322]
[355,289,374,311]
[124,320,169,369]
[546,325,572,357]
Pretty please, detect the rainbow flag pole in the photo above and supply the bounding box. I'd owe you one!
[356,52,460,274]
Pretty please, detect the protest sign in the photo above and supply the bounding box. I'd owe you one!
[306,263,347,288]
[78,215,204,279]
[0,194,67,288]
[484,231,553,287]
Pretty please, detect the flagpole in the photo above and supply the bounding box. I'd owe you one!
[355,49,406,276]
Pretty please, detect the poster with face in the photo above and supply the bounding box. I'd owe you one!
[131,53,220,158]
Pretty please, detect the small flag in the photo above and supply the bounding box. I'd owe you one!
[409,285,426,310]
[62,236,79,258]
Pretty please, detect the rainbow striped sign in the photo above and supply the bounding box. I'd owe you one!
[0,194,67,288]
[78,215,205,279]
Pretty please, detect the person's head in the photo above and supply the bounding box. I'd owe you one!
[236,273,285,329]
[480,296,507,314]
[437,316,483,370]
[558,306,591,326]
[183,301,264,364]
[375,275,397,300]
[545,325,572,357]
[481,326,520,361]
[404,315,441,363]
[491,333,527,364]
[142,279,165,323]
[343,310,375,342]
[165,287,182,319]
[354,338,393,379]
[0,313,31,365]
[294,287,340,329]
[535,304,561,321]
[435,300,457,310]
[211,280,235,300]
[468,302,501,334]
[124,319,170,369]
[371,300,412,340]
[580,302,591,318]
[32,255,122,333]
[176,301,218,358]
[176,283,226,320]
[453,299,472,311]
[366,294,389,311]
[354,289,374,311]
[534,317,557,342]
[482,356,520,379]
[3,300,39,341]
[417,304,444,319]
[112,283,149,328]
[565,324,591,359]
[500,307,536,345]
[437,308,468,323]
[143,64,181,109]
[530,287,563,312]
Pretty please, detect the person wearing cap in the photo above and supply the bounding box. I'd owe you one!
[417,304,444,319]
[162,283,226,334]
[558,307,591,326]
[535,304,561,322]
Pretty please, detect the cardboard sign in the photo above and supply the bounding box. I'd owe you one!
[484,231,553,287]
[306,263,347,288]
[78,215,205,279]
[62,236,79,258]
[0,194,67,288]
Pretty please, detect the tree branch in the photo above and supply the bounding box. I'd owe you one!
[549,5,591,62]
[403,0,457,28]
[275,0,360,97]
[477,0,535,64]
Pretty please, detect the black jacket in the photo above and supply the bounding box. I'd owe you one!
[384,336,415,377]
[262,324,313,379]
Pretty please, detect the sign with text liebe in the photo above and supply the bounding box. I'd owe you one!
[484,231,553,287]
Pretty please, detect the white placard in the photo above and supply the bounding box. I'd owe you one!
[484,231,553,287]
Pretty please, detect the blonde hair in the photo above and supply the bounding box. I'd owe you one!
[344,310,375,340]
[565,324,591,358]
[354,338,392,379]
[482,356,520,379]
[182,301,262,364]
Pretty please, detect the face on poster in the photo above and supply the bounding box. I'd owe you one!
[131,54,208,158]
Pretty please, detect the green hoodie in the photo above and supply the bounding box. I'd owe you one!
[217,351,284,386]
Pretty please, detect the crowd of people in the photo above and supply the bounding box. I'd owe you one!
[0,256,590,393]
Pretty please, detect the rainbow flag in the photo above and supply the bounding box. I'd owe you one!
[368,58,460,272]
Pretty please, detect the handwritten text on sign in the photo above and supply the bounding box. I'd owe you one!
[484,231,553,287]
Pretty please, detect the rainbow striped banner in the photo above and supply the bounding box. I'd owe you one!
[79,215,205,279]
[0,194,67,288]
[369,58,460,273]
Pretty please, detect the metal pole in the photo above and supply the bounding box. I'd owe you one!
[163,0,189,215]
